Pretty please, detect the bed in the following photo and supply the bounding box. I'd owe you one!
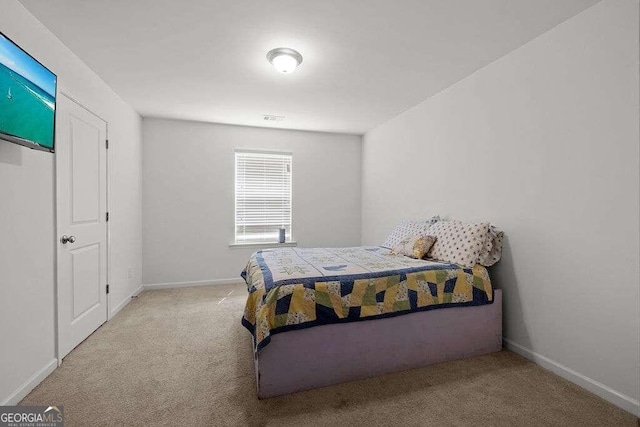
[241,246,502,398]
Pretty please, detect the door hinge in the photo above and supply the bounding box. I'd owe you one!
[106,284,110,294]
[106,139,109,149]
[106,212,109,222]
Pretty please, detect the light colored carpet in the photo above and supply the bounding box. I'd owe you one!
[21,284,636,426]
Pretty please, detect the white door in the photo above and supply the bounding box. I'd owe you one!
[56,95,108,359]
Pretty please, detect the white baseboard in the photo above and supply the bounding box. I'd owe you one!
[503,338,639,417]
[143,278,244,290]
[109,284,143,319]
[1,359,57,405]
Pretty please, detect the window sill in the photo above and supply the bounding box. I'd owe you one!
[229,241,298,249]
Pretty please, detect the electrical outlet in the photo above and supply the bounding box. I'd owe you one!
[127,268,134,280]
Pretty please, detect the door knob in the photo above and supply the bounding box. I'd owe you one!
[60,235,76,244]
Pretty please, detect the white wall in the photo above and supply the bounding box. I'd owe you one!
[0,1,143,404]
[362,0,639,414]
[142,118,361,285]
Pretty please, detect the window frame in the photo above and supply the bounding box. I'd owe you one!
[232,149,294,246]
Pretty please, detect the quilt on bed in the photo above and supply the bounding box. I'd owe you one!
[241,246,493,351]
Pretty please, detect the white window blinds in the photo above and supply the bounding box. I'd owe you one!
[235,150,292,243]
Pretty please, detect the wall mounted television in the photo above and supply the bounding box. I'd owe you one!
[0,32,57,153]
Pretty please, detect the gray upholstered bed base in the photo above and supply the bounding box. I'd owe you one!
[254,290,502,398]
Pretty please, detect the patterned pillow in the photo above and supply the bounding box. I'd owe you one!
[390,235,437,259]
[477,225,504,266]
[382,216,440,248]
[426,221,490,268]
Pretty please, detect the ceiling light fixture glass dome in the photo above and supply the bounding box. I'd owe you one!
[267,48,303,74]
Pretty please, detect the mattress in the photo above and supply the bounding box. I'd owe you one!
[241,246,493,351]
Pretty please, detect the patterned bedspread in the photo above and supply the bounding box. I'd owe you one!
[241,246,493,351]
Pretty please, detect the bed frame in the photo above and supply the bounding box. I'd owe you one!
[254,290,502,398]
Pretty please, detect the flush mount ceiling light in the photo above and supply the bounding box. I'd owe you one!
[266,48,303,74]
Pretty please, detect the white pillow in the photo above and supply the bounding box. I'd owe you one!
[478,225,504,266]
[382,216,440,249]
[426,220,490,268]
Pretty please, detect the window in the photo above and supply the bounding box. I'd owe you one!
[234,150,292,244]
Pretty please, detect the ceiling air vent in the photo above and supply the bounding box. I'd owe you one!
[263,114,285,122]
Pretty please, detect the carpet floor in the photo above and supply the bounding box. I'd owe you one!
[21,284,636,426]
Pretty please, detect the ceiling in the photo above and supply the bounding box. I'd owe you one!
[20,0,598,135]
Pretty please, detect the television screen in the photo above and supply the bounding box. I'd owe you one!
[0,32,57,152]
